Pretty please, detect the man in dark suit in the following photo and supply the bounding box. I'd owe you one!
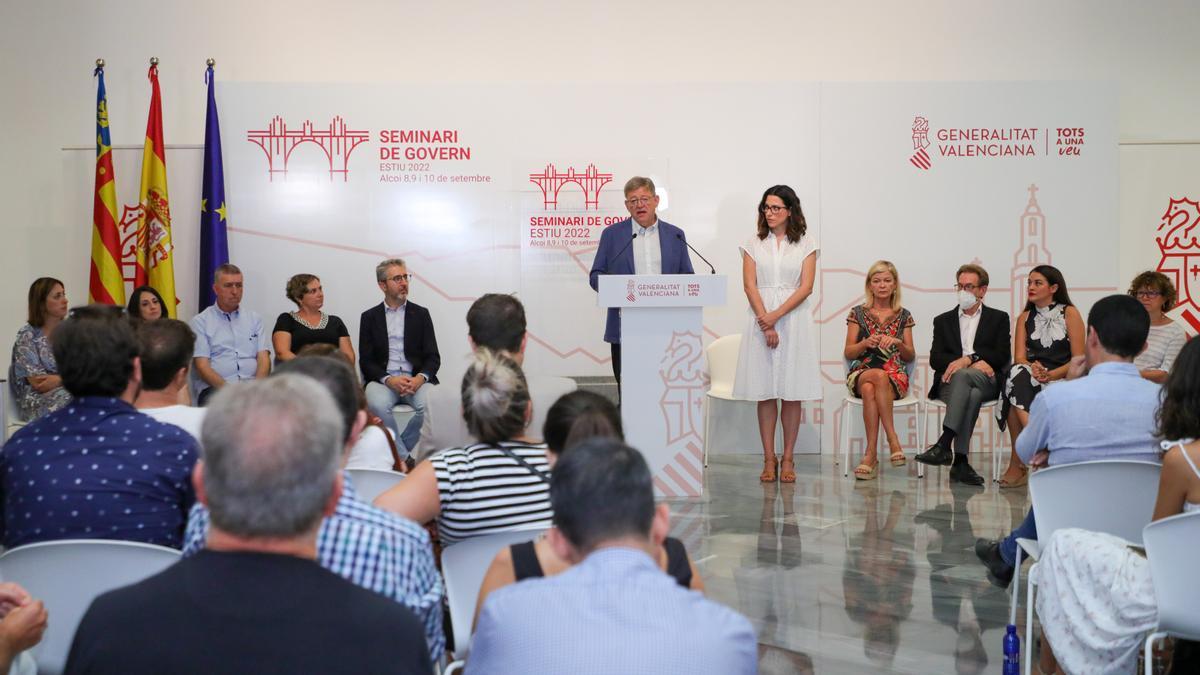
[588,176,695,384]
[914,264,1011,486]
[360,258,441,458]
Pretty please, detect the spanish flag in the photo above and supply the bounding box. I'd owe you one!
[134,61,178,317]
[88,63,124,306]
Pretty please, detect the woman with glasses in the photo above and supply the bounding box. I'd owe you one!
[733,185,820,483]
[272,273,355,365]
[1128,270,1186,384]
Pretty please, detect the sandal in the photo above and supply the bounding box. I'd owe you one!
[887,434,906,466]
[998,468,1028,489]
[854,458,878,481]
[760,456,778,483]
[780,458,796,483]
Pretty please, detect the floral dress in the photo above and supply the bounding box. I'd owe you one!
[998,303,1073,426]
[10,323,71,421]
[845,305,915,398]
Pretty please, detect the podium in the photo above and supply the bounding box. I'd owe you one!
[598,275,726,498]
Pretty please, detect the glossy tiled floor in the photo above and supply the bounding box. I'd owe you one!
[670,453,1033,675]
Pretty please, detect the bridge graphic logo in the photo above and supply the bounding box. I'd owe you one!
[247,116,370,182]
[529,163,613,210]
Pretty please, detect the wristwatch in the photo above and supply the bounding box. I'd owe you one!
[968,354,982,364]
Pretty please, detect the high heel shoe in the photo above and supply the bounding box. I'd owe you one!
[779,458,796,483]
[760,456,778,483]
[887,434,907,466]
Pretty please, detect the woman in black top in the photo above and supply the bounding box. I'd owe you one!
[272,274,354,365]
[472,390,704,627]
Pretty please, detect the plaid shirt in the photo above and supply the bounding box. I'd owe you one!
[182,471,444,661]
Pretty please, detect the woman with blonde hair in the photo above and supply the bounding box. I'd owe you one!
[843,261,916,480]
[272,273,354,364]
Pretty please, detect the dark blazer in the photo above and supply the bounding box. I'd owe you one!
[588,218,695,343]
[928,304,1011,400]
[359,301,441,386]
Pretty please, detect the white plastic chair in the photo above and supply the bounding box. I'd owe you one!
[840,358,920,477]
[1013,460,1161,675]
[4,365,29,441]
[703,334,742,467]
[0,539,181,675]
[916,396,1003,480]
[347,468,406,503]
[441,528,546,674]
[1142,511,1200,674]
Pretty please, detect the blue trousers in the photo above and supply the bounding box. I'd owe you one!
[999,507,1037,566]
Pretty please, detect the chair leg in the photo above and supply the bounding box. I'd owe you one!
[703,396,711,468]
[1145,631,1166,675]
[1025,565,1036,675]
[1010,547,1023,626]
[842,402,850,477]
[917,402,926,479]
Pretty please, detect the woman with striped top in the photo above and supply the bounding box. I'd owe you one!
[1128,271,1187,384]
[374,349,551,544]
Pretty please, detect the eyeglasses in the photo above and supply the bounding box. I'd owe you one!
[388,274,410,283]
[625,197,654,206]
[760,204,788,214]
[955,284,983,292]
[1135,290,1162,299]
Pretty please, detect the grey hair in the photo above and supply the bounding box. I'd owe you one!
[375,258,407,282]
[213,263,242,284]
[461,348,529,444]
[200,375,344,538]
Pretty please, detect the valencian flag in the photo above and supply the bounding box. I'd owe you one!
[88,62,124,305]
[134,61,178,317]
[199,61,229,311]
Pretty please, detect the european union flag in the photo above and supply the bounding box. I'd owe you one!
[199,62,229,310]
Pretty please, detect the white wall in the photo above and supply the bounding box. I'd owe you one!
[3,0,1198,347]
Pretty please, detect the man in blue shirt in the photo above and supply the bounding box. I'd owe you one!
[181,354,445,662]
[190,264,271,405]
[0,305,199,549]
[470,438,756,674]
[975,295,1161,587]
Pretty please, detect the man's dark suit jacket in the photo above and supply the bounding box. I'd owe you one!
[928,305,1011,401]
[359,301,441,386]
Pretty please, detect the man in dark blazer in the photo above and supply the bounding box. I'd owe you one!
[588,176,695,384]
[360,258,440,458]
[915,264,1011,486]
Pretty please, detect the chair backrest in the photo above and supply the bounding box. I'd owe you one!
[705,334,742,396]
[346,468,406,503]
[441,528,545,655]
[1029,459,1162,546]
[5,363,27,426]
[0,539,181,674]
[1144,511,1200,640]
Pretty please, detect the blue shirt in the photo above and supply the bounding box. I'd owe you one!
[470,547,757,675]
[0,397,199,549]
[383,302,414,379]
[1015,361,1162,466]
[190,305,270,392]
[181,472,445,661]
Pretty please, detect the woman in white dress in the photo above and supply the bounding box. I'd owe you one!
[732,185,820,484]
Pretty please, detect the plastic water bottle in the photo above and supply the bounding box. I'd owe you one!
[1003,624,1021,675]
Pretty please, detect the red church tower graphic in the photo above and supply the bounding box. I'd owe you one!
[1155,197,1200,333]
[1010,184,1052,319]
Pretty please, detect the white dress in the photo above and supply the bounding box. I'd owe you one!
[731,232,820,401]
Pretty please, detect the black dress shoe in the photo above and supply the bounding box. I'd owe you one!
[950,460,985,486]
[974,538,1014,588]
[914,444,953,466]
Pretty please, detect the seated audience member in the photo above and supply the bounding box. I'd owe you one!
[64,376,432,674]
[134,319,205,440]
[272,273,354,364]
[975,295,1161,587]
[915,264,1010,486]
[0,582,47,675]
[1033,337,1200,675]
[470,438,757,674]
[181,355,443,661]
[474,390,704,624]
[418,292,574,459]
[190,264,271,406]
[10,277,71,421]
[374,349,551,545]
[360,258,441,458]
[125,285,166,323]
[1129,270,1186,384]
[0,305,198,549]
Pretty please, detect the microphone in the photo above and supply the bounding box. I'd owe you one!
[612,231,638,269]
[677,233,716,274]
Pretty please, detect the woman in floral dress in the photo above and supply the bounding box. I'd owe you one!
[997,265,1084,487]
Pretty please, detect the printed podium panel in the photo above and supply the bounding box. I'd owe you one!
[598,275,726,498]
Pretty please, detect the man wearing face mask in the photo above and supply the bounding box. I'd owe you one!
[915,264,1011,486]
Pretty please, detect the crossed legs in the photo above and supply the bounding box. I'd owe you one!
[855,369,901,475]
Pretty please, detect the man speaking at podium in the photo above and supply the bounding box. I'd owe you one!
[589,176,695,386]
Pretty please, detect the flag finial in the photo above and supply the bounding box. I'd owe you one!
[206,58,215,67]
[95,58,104,68]
[149,57,159,66]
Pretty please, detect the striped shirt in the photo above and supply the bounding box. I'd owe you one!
[1134,321,1187,373]
[430,441,552,545]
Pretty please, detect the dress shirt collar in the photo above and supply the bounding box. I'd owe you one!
[1088,361,1140,377]
[579,545,659,575]
[957,302,984,320]
[383,300,407,314]
[633,219,659,237]
[67,396,136,413]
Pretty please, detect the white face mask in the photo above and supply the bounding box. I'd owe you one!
[958,289,980,311]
